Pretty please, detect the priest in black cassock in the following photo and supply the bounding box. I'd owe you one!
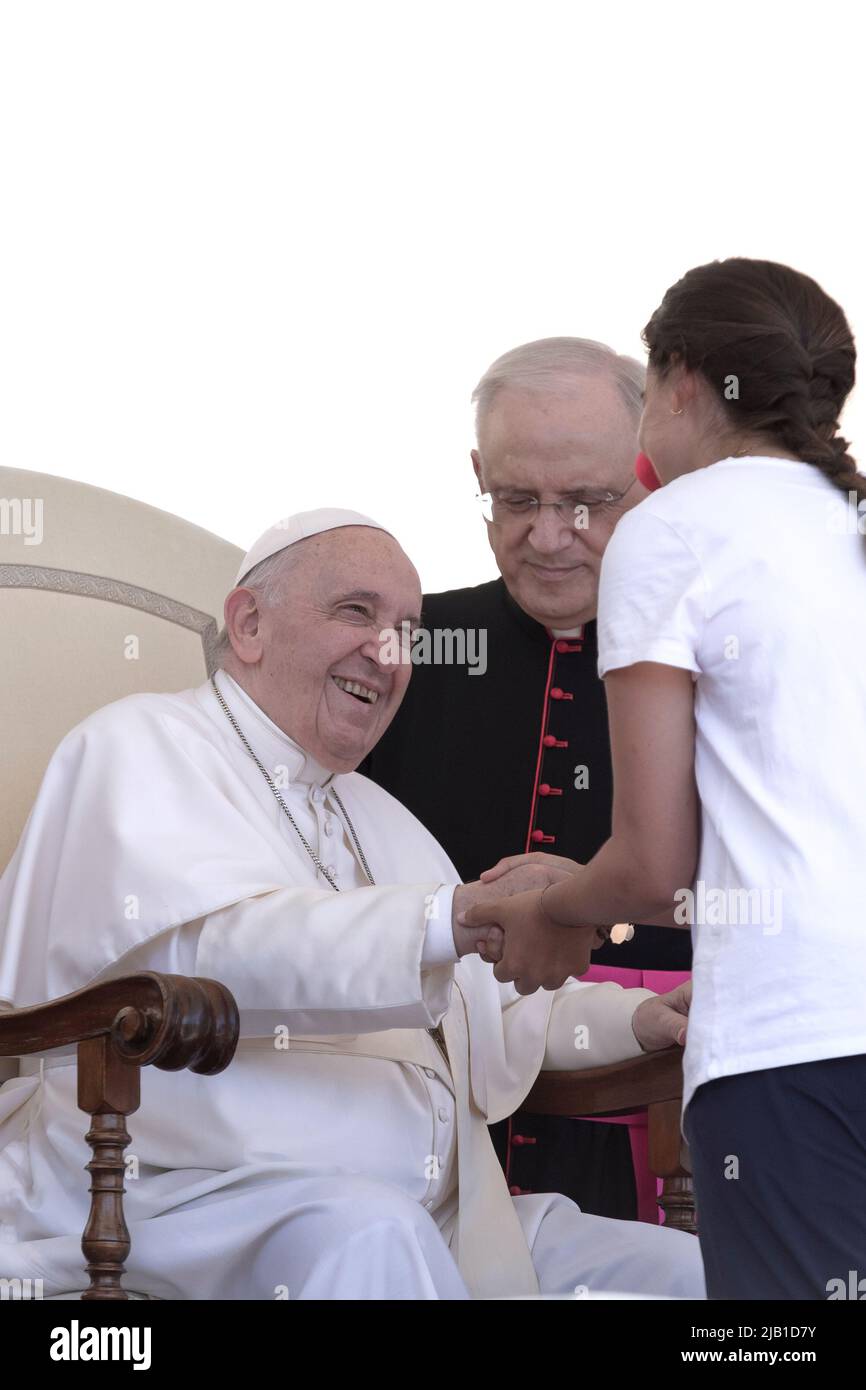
[362,337,692,1221]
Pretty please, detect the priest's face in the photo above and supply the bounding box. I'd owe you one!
[228,527,422,773]
[472,375,645,629]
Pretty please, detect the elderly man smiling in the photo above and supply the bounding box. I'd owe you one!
[0,509,704,1300]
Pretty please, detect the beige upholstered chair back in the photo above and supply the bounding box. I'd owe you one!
[0,467,243,875]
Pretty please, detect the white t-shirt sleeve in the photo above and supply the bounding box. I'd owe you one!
[596,507,707,678]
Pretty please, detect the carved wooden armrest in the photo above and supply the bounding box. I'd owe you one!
[0,972,239,1299]
[521,1047,683,1117]
[517,1048,696,1234]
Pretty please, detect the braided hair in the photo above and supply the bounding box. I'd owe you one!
[642,258,865,537]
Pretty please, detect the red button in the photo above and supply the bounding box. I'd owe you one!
[549,687,573,701]
[538,783,563,797]
[555,639,582,653]
[530,830,556,844]
[511,1134,538,1147]
[542,734,569,748]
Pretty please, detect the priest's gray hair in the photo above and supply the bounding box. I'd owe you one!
[213,545,308,667]
[471,337,646,438]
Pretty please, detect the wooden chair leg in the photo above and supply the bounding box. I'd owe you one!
[648,1098,697,1235]
[77,1035,141,1300]
[658,1174,697,1234]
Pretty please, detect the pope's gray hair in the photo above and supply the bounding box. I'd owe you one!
[471,336,646,438]
[213,544,308,667]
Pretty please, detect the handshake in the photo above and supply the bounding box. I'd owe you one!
[448,852,633,996]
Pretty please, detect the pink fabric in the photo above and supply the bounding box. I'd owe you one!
[574,963,691,1223]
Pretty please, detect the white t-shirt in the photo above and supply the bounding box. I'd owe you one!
[596,455,866,1113]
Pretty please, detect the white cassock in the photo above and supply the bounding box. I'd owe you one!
[0,672,704,1300]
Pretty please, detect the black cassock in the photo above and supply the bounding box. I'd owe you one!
[362,576,692,1220]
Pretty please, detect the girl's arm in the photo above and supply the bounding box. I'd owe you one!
[539,661,700,929]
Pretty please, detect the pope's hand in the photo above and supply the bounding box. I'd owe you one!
[457,889,606,993]
[631,979,692,1051]
[480,851,584,884]
[450,862,576,960]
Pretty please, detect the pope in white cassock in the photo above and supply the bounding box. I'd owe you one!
[0,509,705,1300]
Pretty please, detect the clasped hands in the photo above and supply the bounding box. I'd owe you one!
[450,853,691,1052]
[450,852,603,993]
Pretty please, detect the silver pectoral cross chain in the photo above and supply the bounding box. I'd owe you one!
[210,675,376,890]
[210,674,449,1062]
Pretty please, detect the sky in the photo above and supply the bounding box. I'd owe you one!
[2,0,863,592]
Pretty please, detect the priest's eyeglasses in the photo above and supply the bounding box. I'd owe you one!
[477,478,637,526]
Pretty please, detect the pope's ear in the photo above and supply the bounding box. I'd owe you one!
[223,585,265,664]
[471,449,483,486]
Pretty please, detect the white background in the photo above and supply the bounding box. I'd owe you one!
[1,1,863,592]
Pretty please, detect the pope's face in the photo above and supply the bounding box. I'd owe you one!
[472,377,644,629]
[237,528,422,773]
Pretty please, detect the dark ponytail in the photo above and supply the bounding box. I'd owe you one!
[642,258,866,534]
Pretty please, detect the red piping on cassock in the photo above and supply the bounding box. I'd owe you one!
[524,640,558,854]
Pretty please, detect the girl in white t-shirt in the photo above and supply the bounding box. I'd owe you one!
[463,257,866,1299]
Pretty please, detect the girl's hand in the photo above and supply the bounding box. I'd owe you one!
[458,889,605,994]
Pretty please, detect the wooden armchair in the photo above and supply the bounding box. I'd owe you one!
[0,973,239,1299]
[1,991,690,1300]
[519,1047,696,1233]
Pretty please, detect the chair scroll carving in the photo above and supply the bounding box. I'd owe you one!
[0,972,239,1299]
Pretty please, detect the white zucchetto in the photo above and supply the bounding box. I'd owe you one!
[235,507,389,585]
